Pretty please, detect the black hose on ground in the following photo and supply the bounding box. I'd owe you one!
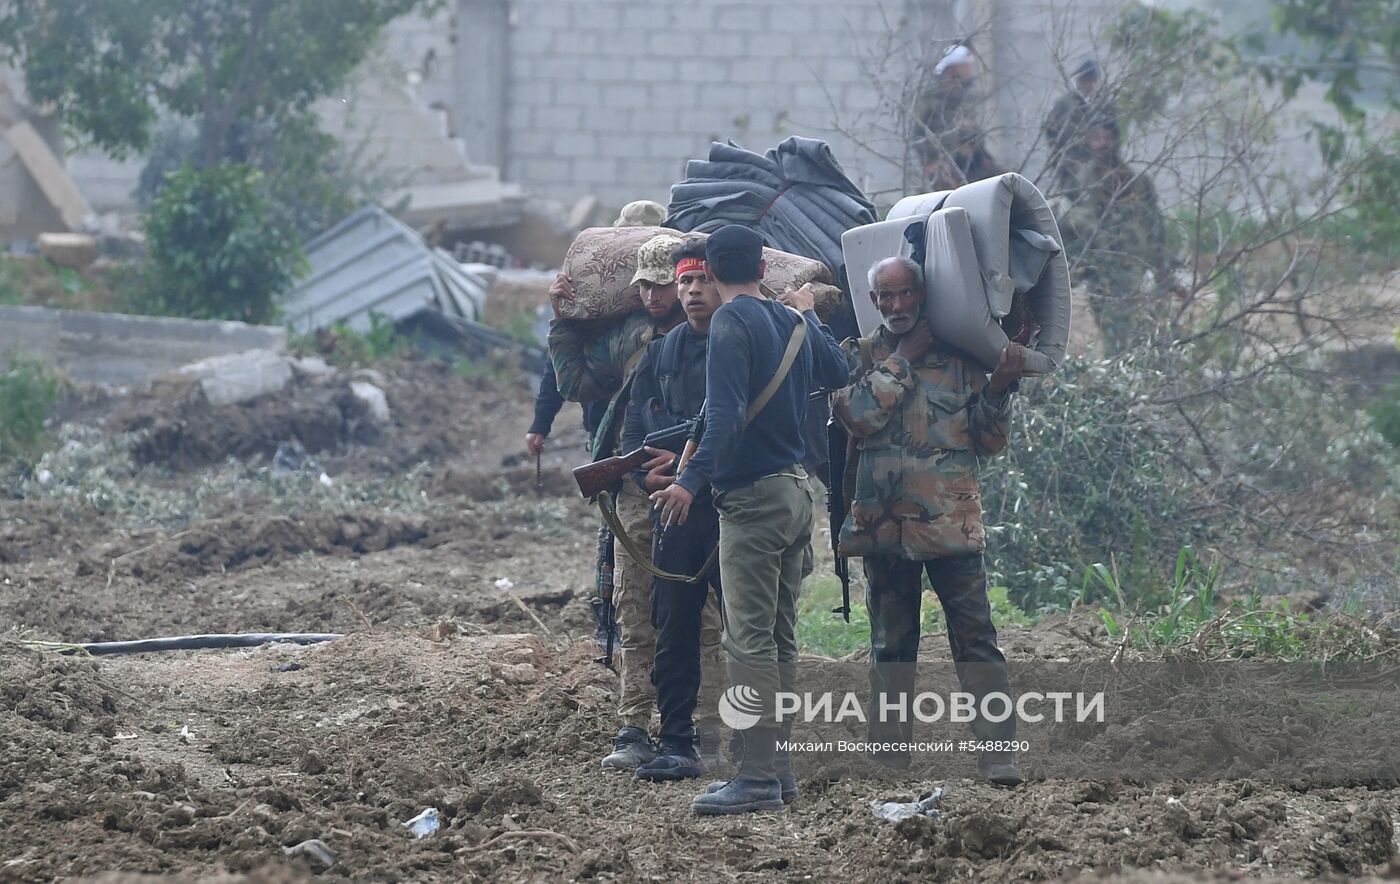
[49,633,344,656]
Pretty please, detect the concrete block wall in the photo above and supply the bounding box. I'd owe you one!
[500,0,914,207]
[0,305,287,387]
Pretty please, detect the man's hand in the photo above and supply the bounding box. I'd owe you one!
[988,342,1030,394]
[525,432,547,457]
[640,446,676,492]
[548,272,576,311]
[779,283,817,314]
[650,483,694,528]
[895,319,934,362]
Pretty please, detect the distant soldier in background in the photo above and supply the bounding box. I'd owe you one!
[1056,116,1173,355]
[1043,58,1118,194]
[911,43,1002,192]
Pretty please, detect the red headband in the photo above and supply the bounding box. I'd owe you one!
[675,257,705,276]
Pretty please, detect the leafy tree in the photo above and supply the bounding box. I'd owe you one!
[1259,1,1400,264]
[141,163,303,324]
[1262,0,1400,121]
[0,0,434,164]
[0,0,434,315]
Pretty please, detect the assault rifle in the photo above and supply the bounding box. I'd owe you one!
[592,525,617,667]
[572,419,697,500]
[827,415,853,622]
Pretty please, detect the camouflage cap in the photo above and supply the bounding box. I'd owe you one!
[613,200,667,228]
[631,234,683,286]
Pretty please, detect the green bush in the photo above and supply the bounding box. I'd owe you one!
[1092,547,1394,661]
[140,162,305,324]
[982,358,1204,614]
[1370,375,1400,450]
[0,356,60,467]
[0,257,24,305]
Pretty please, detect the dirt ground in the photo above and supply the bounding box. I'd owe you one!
[2,356,1398,883]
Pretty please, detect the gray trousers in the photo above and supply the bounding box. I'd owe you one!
[714,468,815,725]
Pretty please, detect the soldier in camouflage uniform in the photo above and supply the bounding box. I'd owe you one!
[910,44,1002,192]
[548,233,687,771]
[1056,117,1171,355]
[832,256,1030,787]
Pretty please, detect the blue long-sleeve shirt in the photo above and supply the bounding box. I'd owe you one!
[677,295,849,495]
[529,360,606,438]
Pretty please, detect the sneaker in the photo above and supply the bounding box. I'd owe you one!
[636,743,708,782]
[600,726,656,771]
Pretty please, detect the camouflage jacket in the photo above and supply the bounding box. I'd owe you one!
[831,328,1011,559]
[548,310,655,405]
[1058,159,1167,280]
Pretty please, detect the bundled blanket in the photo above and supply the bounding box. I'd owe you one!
[666,137,877,341]
[552,225,843,321]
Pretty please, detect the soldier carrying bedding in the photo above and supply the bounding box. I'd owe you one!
[831,256,1032,787]
[526,201,669,652]
[547,232,690,771]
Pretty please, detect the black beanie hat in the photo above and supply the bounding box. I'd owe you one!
[705,224,764,283]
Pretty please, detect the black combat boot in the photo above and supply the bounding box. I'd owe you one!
[774,719,799,803]
[705,728,796,803]
[976,752,1024,788]
[696,721,724,771]
[692,727,784,815]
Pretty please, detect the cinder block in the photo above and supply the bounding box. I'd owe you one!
[675,59,724,84]
[535,104,587,131]
[572,156,620,187]
[601,84,648,109]
[511,26,554,56]
[552,79,597,107]
[572,2,621,31]
[714,5,764,32]
[819,57,864,84]
[520,157,572,184]
[512,79,555,105]
[552,131,598,158]
[511,129,559,156]
[506,103,533,131]
[616,2,674,31]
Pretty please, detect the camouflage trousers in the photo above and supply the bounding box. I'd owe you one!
[863,553,1015,758]
[613,481,658,728]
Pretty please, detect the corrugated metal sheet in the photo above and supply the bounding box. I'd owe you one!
[281,206,496,333]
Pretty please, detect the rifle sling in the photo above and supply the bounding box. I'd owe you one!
[745,315,807,423]
[596,490,717,584]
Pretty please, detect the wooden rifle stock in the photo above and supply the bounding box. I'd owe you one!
[573,420,694,499]
[573,448,651,499]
